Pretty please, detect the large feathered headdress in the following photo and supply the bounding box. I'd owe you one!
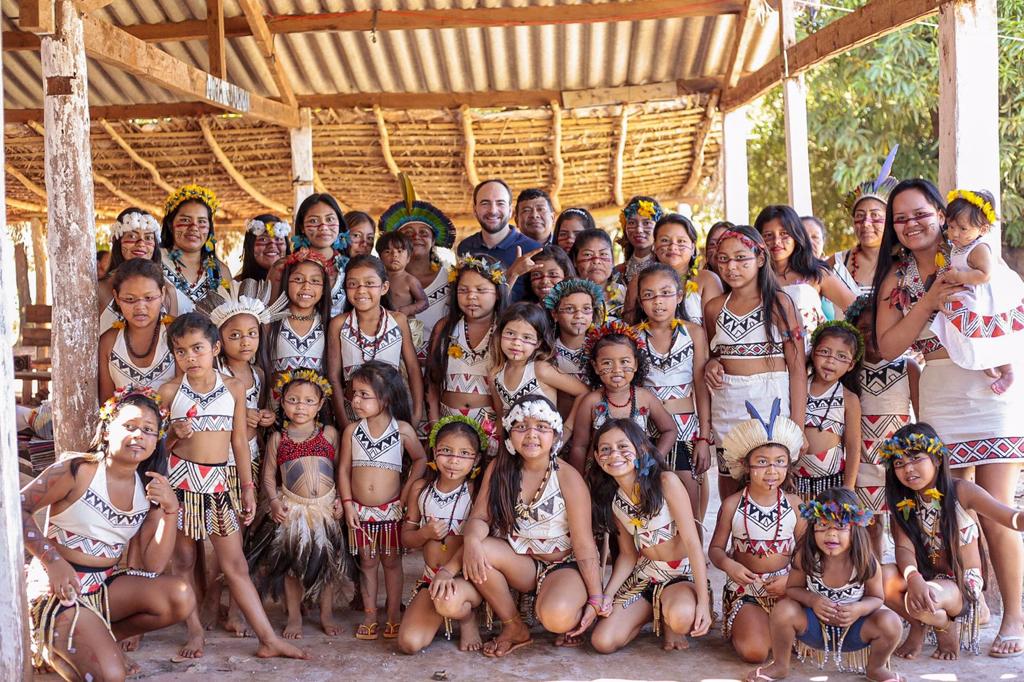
[844,145,899,214]
[195,278,290,328]
[378,173,456,249]
[721,399,804,480]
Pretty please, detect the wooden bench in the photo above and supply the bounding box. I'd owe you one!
[15,304,51,404]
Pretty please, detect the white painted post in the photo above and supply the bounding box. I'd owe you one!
[0,21,31,676]
[722,106,750,225]
[30,218,48,304]
[779,0,813,215]
[290,107,315,215]
[42,1,99,452]
[939,0,1001,252]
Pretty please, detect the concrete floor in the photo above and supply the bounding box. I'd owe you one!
[38,475,1024,682]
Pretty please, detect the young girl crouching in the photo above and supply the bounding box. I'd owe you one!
[588,419,712,653]
[880,423,1024,660]
[709,399,806,663]
[397,416,487,654]
[745,487,902,682]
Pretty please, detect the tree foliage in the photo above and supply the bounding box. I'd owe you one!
[746,0,1024,250]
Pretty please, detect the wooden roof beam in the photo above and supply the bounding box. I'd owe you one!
[680,92,720,196]
[549,100,564,212]
[611,106,630,207]
[97,118,176,194]
[80,13,300,127]
[207,0,227,79]
[237,0,297,107]
[459,105,480,189]
[198,117,290,215]
[724,0,762,89]
[722,0,945,111]
[373,104,401,178]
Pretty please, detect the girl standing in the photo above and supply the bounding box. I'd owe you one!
[571,229,626,320]
[744,488,901,681]
[97,258,176,402]
[235,215,290,282]
[326,255,423,427]
[427,256,509,454]
[339,362,427,641]
[266,249,334,379]
[160,185,231,313]
[568,322,677,472]
[703,226,807,502]
[710,400,806,664]
[397,416,487,654]
[21,388,194,679]
[543,278,605,416]
[614,196,663,285]
[589,419,712,653]
[830,155,897,296]
[880,423,1024,660]
[344,210,377,258]
[795,321,864,498]
[290,193,349,316]
[634,263,714,521]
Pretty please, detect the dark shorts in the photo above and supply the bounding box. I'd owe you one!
[798,607,869,652]
[669,440,693,472]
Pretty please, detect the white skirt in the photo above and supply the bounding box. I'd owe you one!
[712,371,791,471]
[919,358,1024,468]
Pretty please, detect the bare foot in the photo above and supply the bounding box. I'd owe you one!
[198,595,219,632]
[662,625,689,651]
[553,632,583,648]
[895,622,925,660]
[223,613,251,638]
[121,651,141,677]
[120,634,142,652]
[283,614,304,639]
[255,638,310,660]
[482,618,533,658]
[176,632,205,659]
[991,368,1014,395]
[459,614,482,652]
[320,611,341,637]
[933,621,961,660]
[745,661,788,681]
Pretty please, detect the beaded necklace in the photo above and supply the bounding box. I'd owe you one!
[516,461,553,520]
[349,306,387,362]
[741,487,783,558]
[432,480,469,552]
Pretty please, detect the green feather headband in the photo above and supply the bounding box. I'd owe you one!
[844,294,872,325]
[543,278,605,311]
[799,499,873,527]
[810,320,865,363]
[878,432,949,465]
[428,414,491,452]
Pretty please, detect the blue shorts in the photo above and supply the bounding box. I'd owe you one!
[797,607,869,652]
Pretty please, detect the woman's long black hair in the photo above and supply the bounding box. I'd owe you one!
[868,179,947,351]
[754,205,830,283]
[236,213,291,281]
[883,422,968,596]
[586,418,666,537]
[799,486,876,585]
[108,207,162,274]
[717,225,792,345]
[79,393,168,478]
[486,394,560,538]
[653,213,699,276]
[633,262,689,323]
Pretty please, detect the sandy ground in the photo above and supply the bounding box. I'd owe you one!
[38,475,1024,682]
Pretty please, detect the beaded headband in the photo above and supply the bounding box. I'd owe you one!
[543,278,605,312]
[582,321,645,358]
[844,294,872,324]
[428,414,491,452]
[165,184,219,217]
[799,499,873,527]
[246,218,291,240]
[717,229,759,252]
[810,320,865,363]
[283,247,337,278]
[273,369,332,400]
[946,189,998,224]
[99,385,165,438]
[619,196,664,229]
[448,255,506,286]
[878,432,949,464]
[111,212,160,240]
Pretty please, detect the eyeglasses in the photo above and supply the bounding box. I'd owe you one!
[556,305,594,317]
[289,276,324,288]
[596,446,636,459]
[121,234,156,244]
[501,330,538,345]
[509,424,555,435]
[116,294,162,306]
[638,290,679,302]
[715,254,757,266]
[813,521,851,532]
[813,348,854,363]
[892,452,932,470]
[123,423,160,438]
[303,215,340,228]
[350,391,378,402]
[344,281,384,291]
[892,212,936,227]
[283,396,321,407]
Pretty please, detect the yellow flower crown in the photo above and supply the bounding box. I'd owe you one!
[165,184,220,217]
[274,369,333,398]
[448,255,507,286]
[946,189,998,225]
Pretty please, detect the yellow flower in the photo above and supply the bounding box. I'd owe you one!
[685,280,699,295]
[637,200,656,219]
[111,320,125,330]
[629,517,644,528]
[490,269,503,284]
[448,344,464,359]
[431,262,441,273]
[922,488,943,503]
[635,321,650,333]
[161,314,174,325]
[447,269,459,283]
[896,498,916,520]
[670,318,684,330]
[935,252,947,269]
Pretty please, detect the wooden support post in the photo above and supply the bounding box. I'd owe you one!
[460,105,480,190]
[18,0,55,34]
[939,0,1001,250]
[779,0,812,214]
[290,107,314,214]
[31,218,48,304]
[612,105,629,207]
[722,106,750,225]
[206,0,226,80]
[549,100,564,212]
[237,0,297,107]
[14,240,31,322]
[41,0,99,451]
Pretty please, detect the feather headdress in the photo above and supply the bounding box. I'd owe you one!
[378,172,456,249]
[721,399,804,480]
[844,145,899,214]
[195,278,290,329]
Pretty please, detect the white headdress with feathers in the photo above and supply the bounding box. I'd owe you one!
[721,399,804,481]
[111,211,160,240]
[196,278,290,328]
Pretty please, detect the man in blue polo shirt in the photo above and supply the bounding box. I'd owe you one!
[457,178,541,300]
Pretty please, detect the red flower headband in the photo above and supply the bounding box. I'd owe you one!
[284,248,337,278]
[717,230,760,252]
[583,321,646,358]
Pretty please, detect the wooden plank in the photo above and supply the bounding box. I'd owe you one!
[41,0,100,452]
[722,106,750,224]
[14,244,31,325]
[289,107,314,212]
[5,101,221,122]
[724,0,760,89]
[97,118,176,193]
[237,0,297,107]
[549,100,564,212]
[92,170,162,215]
[612,106,629,207]
[779,0,812,214]
[25,303,51,323]
[679,92,720,196]
[21,327,51,347]
[18,0,54,34]
[459,105,480,189]
[206,0,227,80]
[722,0,944,110]
[199,117,290,214]
[938,0,1001,252]
[80,13,300,127]
[30,219,48,305]
[5,162,47,199]
[76,0,116,11]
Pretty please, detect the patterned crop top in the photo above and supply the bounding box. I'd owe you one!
[418,481,472,536]
[276,428,335,465]
[273,315,325,373]
[108,326,176,392]
[711,295,785,360]
[612,489,678,553]
[495,362,541,413]
[806,571,865,605]
[553,339,587,381]
[170,372,235,432]
[641,325,695,401]
[508,467,572,555]
[47,462,150,560]
[351,418,403,473]
[918,498,980,553]
[805,380,845,436]
[338,308,403,379]
[444,321,492,395]
[731,488,797,557]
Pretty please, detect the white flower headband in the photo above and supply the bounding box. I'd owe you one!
[111,212,160,240]
[246,218,292,240]
[502,398,563,453]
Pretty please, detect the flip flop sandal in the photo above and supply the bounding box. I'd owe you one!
[749,665,777,681]
[382,622,401,639]
[989,635,1024,658]
[355,622,379,640]
[482,636,533,658]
